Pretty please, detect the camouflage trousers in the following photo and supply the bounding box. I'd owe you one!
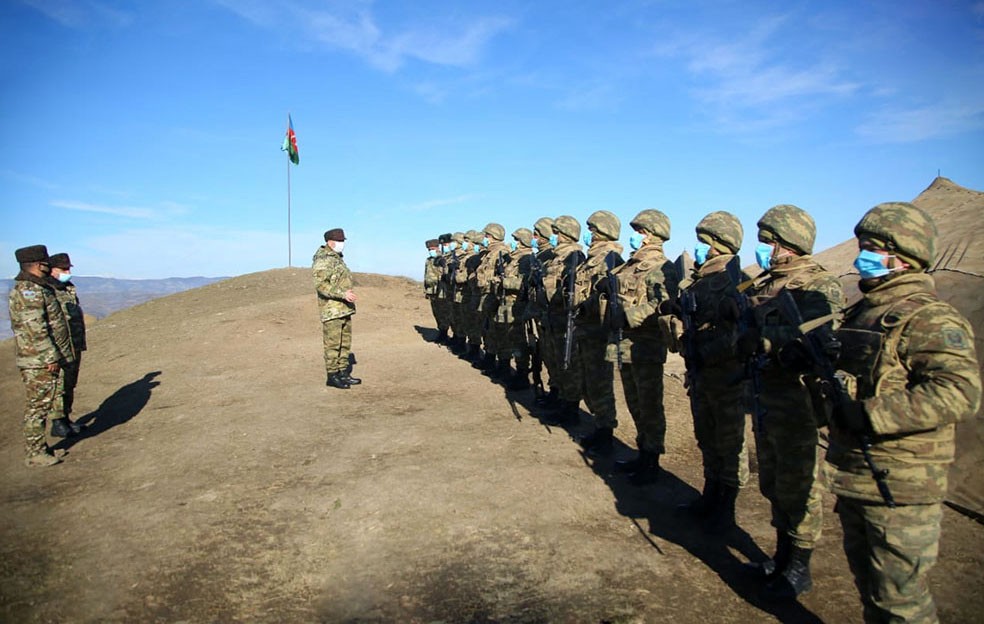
[451,298,471,341]
[836,498,941,624]
[619,360,665,454]
[431,297,452,333]
[754,376,824,549]
[482,315,507,356]
[546,314,581,402]
[576,326,617,430]
[496,320,530,368]
[533,318,559,391]
[322,316,353,375]
[20,367,63,456]
[692,369,750,488]
[63,354,82,418]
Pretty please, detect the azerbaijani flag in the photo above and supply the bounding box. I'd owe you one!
[281,115,299,165]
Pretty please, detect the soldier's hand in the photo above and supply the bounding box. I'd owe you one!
[657,315,683,353]
[344,290,358,303]
[46,362,61,373]
[835,399,871,435]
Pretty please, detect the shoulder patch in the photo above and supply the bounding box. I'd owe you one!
[22,289,37,299]
[942,327,971,350]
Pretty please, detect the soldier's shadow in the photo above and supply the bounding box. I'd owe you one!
[579,451,825,624]
[413,325,441,343]
[54,371,162,451]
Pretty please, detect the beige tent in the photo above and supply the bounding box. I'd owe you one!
[813,177,984,519]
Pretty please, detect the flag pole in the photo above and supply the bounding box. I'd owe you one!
[286,113,292,267]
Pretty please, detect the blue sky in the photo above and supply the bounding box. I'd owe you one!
[2,0,983,280]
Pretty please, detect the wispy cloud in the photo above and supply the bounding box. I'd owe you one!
[405,194,477,212]
[19,0,132,28]
[0,169,59,190]
[856,99,984,144]
[50,199,187,220]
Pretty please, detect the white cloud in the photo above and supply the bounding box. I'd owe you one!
[856,99,984,144]
[50,199,191,220]
[404,194,477,212]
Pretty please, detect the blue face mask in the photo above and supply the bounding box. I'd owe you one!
[755,242,774,271]
[428,249,437,258]
[510,240,518,251]
[582,231,593,246]
[531,238,540,251]
[57,272,72,283]
[629,233,646,251]
[854,249,890,279]
[549,234,558,247]
[449,242,458,251]
[482,237,490,248]
[694,241,711,265]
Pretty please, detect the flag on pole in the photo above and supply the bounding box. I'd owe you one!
[281,115,299,165]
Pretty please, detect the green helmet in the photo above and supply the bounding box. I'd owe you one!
[757,204,815,255]
[483,222,505,241]
[630,209,671,241]
[451,231,465,244]
[533,217,554,238]
[512,227,534,248]
[553,215,581,242]
[586,210,621,241]
[854,202,937,269]
[696,211,743,254]
[465,229,479,242]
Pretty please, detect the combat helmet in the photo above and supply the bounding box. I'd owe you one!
[696,211,743,254]
[586,210,621,241]
[552,215,581,242]
[854,202,937,269]
[483,222,506,241]
[757,204,815,255]
[533,217,554,239]
[512,227,534,248]
[451,231,465,244]
[630,209,671,241]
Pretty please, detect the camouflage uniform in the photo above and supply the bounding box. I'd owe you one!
[452,231,480,356]
[446,232,468,346]
[495,228,535,386]
[573,211,624,448]
[607,210,678,478]
[313,242,356,378]
[744,204,844,599]
[542,216,585,418]
[827,203,982,623]
[466,233,490,361]
[474,223,510,371]
[50,274,86,419]
[423,240,442,336]
[433,237,456,342]
[527,218,558,399]
[9,245,75,464]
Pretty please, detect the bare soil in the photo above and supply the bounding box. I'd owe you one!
[1,268,982,623]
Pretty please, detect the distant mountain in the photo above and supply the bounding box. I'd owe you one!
[0,276,226,340]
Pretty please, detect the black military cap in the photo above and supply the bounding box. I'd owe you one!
[438,233,452,244]
[49,253,72,269]
[15,245,49,264]
[324,228,346,242]
[426,239,440,248]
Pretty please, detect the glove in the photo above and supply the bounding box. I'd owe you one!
[736,328,761,360]
[777,339,811,371]
[835,399,871,435]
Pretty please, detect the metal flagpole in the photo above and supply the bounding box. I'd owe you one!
[287,114,292,267]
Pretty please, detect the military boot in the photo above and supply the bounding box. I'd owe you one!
[543,399,579,426]
[488,358,512,381]
[464,343,482,362]
[25,449,61,467]
[626,451,661,486]
[677,479,721,518]
[761,546,813,601]
[745,530,791,579]
[450,335,467,354]
[578,427,614,456]
[535,386,559,407]
[434,328,449,344]
[506,364,530,391]
[50,418,81,438]
[703,484,738,534]
[326,372,351,389]
[473,351,495,371]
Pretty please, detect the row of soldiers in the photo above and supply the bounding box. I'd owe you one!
[9,245,88,466]
[423,202,981,621]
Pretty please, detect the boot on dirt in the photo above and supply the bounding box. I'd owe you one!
[463,342,482,362]
[50,417,81,438]
[578,427,614,456]
[450,335,467,354]
[326,372,351,389]
[473,351,496,371]
[677,479,721,518]
[535,386,559,407]
[542,399,579,426]
[703,484,738,534]
[25,448,61,467]
[506,365,530,391]
[433,328,449,344]
[341,373,362,385]
[760,545,813,601]
[487,358,512,381]
[626,451,661,486]
[745,530,791,579]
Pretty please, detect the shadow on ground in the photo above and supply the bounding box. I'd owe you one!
[54,371,162,451]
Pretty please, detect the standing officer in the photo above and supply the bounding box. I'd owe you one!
[9,245,76,466]
[474,223,510,376]
[607,209,678,484]
[313,228,360,389]
[673,212,751,532]
[459,230,485,362]
[48,252,87,427]
[739,204,844,600]
[827,202,980,623]
[496,227,535,390]
[528,217,559,405]
[423,239,442,339]
[433,233,455,345]
[573,210,624,455]
[451,231,479,359]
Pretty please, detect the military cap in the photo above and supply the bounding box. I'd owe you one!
[757,204,815,255]
[15,244,49,264]
[426,239,440,248]
[586,210,621,241]
[438,232,452,244]
[533,217,554,238]
[855,202,937,269]
[552,215,581,241]
[483,222,506,241]
[48,253,73,269]
[512,227,534,248]
[630,209,671,241]
[696,211,743,254]
[451,231,465,244]
[324,228,346,242]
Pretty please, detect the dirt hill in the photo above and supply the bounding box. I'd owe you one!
[1,267,982,622]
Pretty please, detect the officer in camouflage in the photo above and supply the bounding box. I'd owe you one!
[452,231,480,360]
[740,204,844,600]
[474,223,510,376]
[313,228,360,390]
[433,233,455,345]
[459,230,485,362]
[607,209,678,484]
[446,232,469,353]
[826,202,981,623]
[495,227,535,390]
[423,238,442,339]
[573,210,625,455]
[48,252,87,427]
[9,245,77,466]
[673,212,751,533]
[528,217,559,404]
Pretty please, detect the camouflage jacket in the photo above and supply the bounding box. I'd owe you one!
[423,256,441,297]
[573,240,624,331]
[682,253,747,372]
[544,241,583,318]
[475,241,510,315]
[826,272,982,504]
[605,243,678,364]
[8,272,75,369]
[495,246,533,324]
[435,251,455,300]
[312,245,355,321]
[453,248,476,302]
[747,254,844,379]
[51,279,87,355]
[525,243,555,320]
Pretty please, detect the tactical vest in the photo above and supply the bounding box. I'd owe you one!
[495,248,532,324]
[573,242,623,328]
[686,254,743,370]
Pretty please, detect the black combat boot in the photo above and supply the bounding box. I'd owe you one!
[506,366,530,390]
[49,418,81,438]
[473,351,496,371]
[450,335,467,354]
[535,386,559,407]
[433,328,449,344]
[464,343,482,362]
[578,427,614,456]
[745,530,791,579]
[543,399,579,426]
[488,358,512,381]
[326,372,351,389]
[761,546,813,601]
[626,451,661,486]
[703,485,738,534]
[677,479,721,517]
[341,373,362,385]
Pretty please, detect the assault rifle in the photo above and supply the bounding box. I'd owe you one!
[603,251,624,370]
[725,257,768,431]
[675,252,699,416]
[562,250,586,370]
[776,290,896,508]
[445,252,460,298]
[524,252,546,397]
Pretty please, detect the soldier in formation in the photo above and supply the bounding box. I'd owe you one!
[48,252,87,428]
[313,228,360,390]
